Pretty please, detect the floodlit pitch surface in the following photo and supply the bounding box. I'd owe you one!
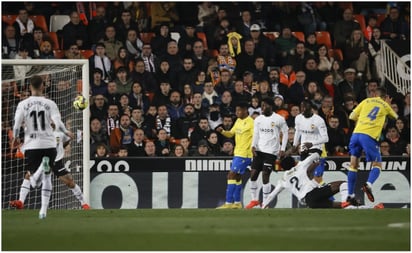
[3,209,410,251]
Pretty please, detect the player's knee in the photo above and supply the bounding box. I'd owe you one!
[371,162,382,170]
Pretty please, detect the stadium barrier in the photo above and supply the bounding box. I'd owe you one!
[89,156,410,209]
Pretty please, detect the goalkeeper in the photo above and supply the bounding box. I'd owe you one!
[10,122,90,210]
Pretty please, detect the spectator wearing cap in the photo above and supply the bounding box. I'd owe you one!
[114,67,133,95]
[89,42,114,83]
[235,39,256,78]
[226,31,242,58]
[91,68,108,96]
[192,139,212,156]
[99,25,124,61]
[249,23,276,67]
[151,23,172,58]
[334,68,366,106]
[219,139,234,156]
[172,103,199,139]
[130,58,157,93]
[274,94,290,120]
[62,10,89,50]
[275,26,298,66]
[178,23,198,56]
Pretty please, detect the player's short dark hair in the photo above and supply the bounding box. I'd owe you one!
[280,156,296,170]
[236,102,249,110]
[30,75,43,89]
[262,97,274,107]
[376,87,387,97]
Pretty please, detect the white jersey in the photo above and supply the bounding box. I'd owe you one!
[13,96,68,151]
[276,152,320,201]
[54,130,70,161]
[252,112,289,155]
[293,114,328,151]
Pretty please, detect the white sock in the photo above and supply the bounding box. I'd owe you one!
[30,166,43,188]
[262,183,272,203]
[340,182,348,202]
[40,173,52,215]
[250,180,258,201]
[19,179,31,203]
[366,182,372,188]
[71,184,86,205]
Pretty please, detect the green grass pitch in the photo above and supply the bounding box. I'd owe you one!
[2,208,410,251]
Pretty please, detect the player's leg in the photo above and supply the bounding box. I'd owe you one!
[361,136,382,202]
[347,134,362,200]
[10,150,42,209]
[53,160,90,209]
[261,154,276,203]
[39,148,57,219]
[217,157,240,209]
[245,154,262,208]
[233,157,252,208]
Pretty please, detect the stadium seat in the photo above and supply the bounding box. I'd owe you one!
[197,32,208,50]
[146,92,155,102]
[47,32,60,50]
[338,2,353,10]
[53,50,65,59]
[49,15,70,32]
[30,15,48,33]
[263,31,279,41]
[80,50,94,59]
[170,32,180,43]
[353,14,366,32]
[376,13,387,26]
[292,31,305,42]
[329,48,343,61]
[140,32,156,44]
[2,15,17,25]
[315,31,332,49]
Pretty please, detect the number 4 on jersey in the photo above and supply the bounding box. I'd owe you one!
[367,106,380,121]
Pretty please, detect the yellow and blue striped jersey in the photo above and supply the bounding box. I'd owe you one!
[349,97,398,140]
[222,116,254,158]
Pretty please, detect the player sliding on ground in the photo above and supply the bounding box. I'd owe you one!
[10,75,73,219]
[261,153,384,209]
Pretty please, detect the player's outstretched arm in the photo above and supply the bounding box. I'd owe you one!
[261,183,285,208]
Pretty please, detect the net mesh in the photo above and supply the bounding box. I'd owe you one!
[2,61,86,209]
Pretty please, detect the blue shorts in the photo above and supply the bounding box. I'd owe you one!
[230,156,252,175]
[349,133,381,162]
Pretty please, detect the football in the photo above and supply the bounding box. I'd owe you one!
[73,95,88,110]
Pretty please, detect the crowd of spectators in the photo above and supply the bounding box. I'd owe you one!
[2,2,410,158]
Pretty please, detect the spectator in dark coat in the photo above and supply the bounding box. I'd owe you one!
[62,11,89,50]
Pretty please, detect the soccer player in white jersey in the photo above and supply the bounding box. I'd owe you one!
[12,123,90,210]
[292,100,328,184]
[261,154,384,209]
[245,98,289,208]
[10,75,73,219]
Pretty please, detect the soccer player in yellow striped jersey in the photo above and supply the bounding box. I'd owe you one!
[216,103,254,209]
[345,87,398,207]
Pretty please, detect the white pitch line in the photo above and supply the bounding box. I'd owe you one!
[387,222,410,228]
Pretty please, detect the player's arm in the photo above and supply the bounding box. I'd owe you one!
[251,118,260,154]
[220,121,236,138]
[349,100,364,121]
[291,123,301,153]
[50,103,73,138]
[262,181,285,208]
[11,103,24,149]
[279,119,289,157]
[313,119,329,146]
[297,152,320,172]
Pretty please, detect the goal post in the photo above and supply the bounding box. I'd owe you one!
[2,59,90,209]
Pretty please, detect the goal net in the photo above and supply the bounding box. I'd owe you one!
[2,59,90,210]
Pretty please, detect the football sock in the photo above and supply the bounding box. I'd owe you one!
[262,183,271,203]
[339,182,348,202]
[30,166,43,188]
[314,158,326,177]
[40,173,52,215]
[19,179,30,203]
[225,179,236,203]
[367,167,381,185]
[71,184,86,205]
[347,167,358,196]
[233,180,242,203]
[250,180,258,201]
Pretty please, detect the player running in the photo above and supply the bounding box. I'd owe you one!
[216,103,254,209]
[345,87,398,207]
[261,154,384,209]
[10,75,73,219]
[245,98,288,209]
